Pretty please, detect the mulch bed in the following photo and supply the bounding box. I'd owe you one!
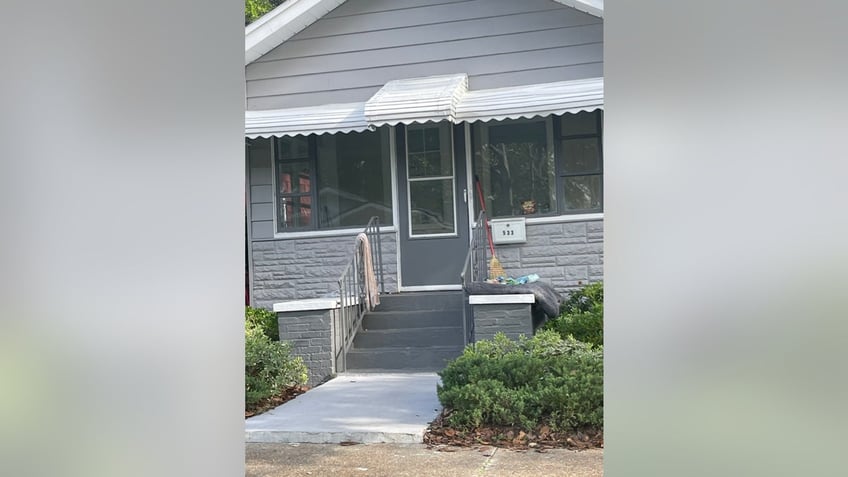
[424,409,603,452]
[245,385,310,418]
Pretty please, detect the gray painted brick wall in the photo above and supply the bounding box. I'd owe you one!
[252,232,398,310]
[489,219,603,296]
[277,309,334,386]
[473,303,534,342]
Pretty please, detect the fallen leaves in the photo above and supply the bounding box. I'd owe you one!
[245,385,310,418]
[424,409,603,451]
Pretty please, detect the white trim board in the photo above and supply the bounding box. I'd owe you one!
[469,294,536,305]
[273,298,340,312]
[399,285,463,292]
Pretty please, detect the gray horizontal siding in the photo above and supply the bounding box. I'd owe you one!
[257,8,597,62]
[248,138,274,239]
[247,25,601,80]
[247,0,603,110]
[248,43,601,97]
[295,0,556,40]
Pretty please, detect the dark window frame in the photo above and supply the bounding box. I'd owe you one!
[274,136,319,232]
[273,130,394,233]
[471,110,604,219]
[554,110,604,214]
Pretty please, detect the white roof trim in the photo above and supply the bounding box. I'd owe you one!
[552,0,603,18]
[245,0,346,65]
[245,102,369,138]
[454,77,604,123]
[364,74,469,127]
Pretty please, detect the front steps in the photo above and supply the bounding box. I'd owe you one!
[345,291,466,372]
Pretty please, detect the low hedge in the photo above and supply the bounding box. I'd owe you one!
[246,306,279,341]
[544,281,603,346]
[437,330,603,431]
[245,310,307,407]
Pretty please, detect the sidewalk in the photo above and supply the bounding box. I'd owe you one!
[245,373,442,444]
[246,442,603,477]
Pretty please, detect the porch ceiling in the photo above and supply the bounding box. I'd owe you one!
[244,76,604,138]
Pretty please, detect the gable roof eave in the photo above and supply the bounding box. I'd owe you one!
[551,0,604,18]
[245,0,346,65]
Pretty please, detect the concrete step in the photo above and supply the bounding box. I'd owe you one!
[376,291,463,312]
[353,326,464,348]
[362,309,463,330]
[345,346,464,371]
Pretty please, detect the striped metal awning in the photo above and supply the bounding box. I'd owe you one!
[245,76,603,137]
[364,74,468,127]
[455,78,603,123]
[245,102,369,138]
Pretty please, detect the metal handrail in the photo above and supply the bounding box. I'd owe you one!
[460,210,488,288]
[459,210,488,344]
[334,216,384,373]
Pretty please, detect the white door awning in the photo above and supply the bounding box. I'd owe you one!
[245,102,369,138]
[245,76,603,137]
[364,74,468,127]
[454,77,603,123]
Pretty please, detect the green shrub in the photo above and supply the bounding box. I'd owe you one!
[246,306,279,341]
[544,281,603,346]
[245,320,308,407]
[437,331,603,431]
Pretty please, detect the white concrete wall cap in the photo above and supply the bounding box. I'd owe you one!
[469,294,536,305]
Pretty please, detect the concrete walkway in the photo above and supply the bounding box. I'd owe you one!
[245,373,442,444]
[246,443,604,477]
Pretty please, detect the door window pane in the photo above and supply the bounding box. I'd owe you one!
[410,179,455,235]
[563,175,602,211]
[561,138,601,174]
[407,124,452,178]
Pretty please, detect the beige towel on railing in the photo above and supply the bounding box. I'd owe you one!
[356,232,380,311]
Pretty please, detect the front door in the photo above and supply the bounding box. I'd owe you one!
[396,122,469,289]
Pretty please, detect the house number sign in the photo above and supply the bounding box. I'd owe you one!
[490,217,527,245]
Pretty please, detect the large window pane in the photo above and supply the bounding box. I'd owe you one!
[472,120,556,217]
[561,110,600,136]
[316,128,392,228]
[409,179,455,235]
[563,175,602,211]
[277,161,311,194]
[279,195,312,229]
[278,136,309,159]
[561,138,601,174]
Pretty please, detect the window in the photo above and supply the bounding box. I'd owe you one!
[274,128,393,232]
[471,110,603,218]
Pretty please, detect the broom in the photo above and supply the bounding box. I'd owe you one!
[474,175,506,280]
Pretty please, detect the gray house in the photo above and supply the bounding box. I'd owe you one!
[245,0,604,382]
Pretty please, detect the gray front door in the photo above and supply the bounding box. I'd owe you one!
[396,122,470,289]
